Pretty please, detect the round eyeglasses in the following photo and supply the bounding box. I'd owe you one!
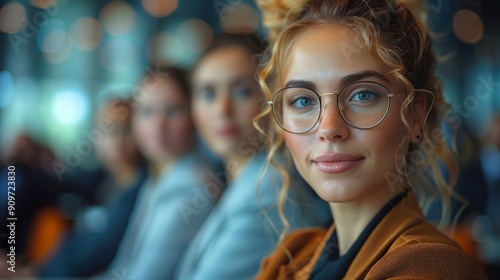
[267,81,394,134]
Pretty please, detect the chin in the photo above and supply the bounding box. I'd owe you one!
[309,180,360,203]
[215,142,238,155]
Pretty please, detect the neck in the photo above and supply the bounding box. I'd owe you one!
[329,186,400,256]
[150,145,194,179]
[110,164,137,187]
[151,157,175,180]
[223,152,258,182]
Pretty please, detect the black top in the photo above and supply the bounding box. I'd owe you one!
[309,191,408,280]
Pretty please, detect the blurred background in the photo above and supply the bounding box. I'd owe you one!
[0,0,265,163]
[0,0,499,164]
[0,0,499,277]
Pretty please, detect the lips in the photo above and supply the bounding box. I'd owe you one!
[312,153,364,174]
[216,126,239,137]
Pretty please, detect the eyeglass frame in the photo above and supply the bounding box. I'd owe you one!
[267,81,395,134]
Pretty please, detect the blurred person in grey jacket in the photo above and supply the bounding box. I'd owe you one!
[95,67,222,280]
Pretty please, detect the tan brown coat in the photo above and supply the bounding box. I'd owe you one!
[256,194,488,279]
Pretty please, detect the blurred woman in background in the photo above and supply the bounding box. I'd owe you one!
[96,67,221,279]
[39,98,148,278]
[174,33,331,280]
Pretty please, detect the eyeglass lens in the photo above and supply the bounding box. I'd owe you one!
[272,82,391,133]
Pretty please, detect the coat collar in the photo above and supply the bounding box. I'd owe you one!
[289,192,427,279]
[345,192,424,278]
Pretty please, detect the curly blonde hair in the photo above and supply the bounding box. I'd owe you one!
[254,0,462,240]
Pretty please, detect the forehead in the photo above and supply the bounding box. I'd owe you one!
[99,106,130,122]
[284,24,387,86]
[138,77,186,104]
[195,46,256,82]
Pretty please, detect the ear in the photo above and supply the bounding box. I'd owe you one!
[410,93,429,142]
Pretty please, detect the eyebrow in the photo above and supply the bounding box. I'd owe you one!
[194,75,256,89]
[284,70,390,91]
[229,76,258,88]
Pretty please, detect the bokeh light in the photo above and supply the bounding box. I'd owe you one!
[36,19,66,53]
[51,88,89,125]
[43,34,73,64]
[0,76,38,150]
[100,39,139,71]
[0,2,27,34]
[0,71,15,108]
[30,0,57,9]
[220,2,259,33]
[142,0,178,18]
[453,9,484,44]
[42,30,67,53]
[177,18,213,53]
[148,32,182,65]
[100,1,135,35]
[70,17,102,51]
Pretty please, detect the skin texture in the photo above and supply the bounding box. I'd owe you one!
[281,25,425,254]
[132,76,194,175]
[192,46,263,177]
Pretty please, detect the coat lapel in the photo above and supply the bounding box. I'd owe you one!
[344,193,425,279]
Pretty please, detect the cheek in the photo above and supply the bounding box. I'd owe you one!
[171,117,193,141]
[284,133,310,166]
[236,102,262,126]
[123,137,136,151]
[366,115,408,169]
[193,104,211,131]
[132,120,150,146]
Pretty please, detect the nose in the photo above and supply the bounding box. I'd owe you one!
[317,99,350,142]
[151,110,169,132]
[216,93,233,117]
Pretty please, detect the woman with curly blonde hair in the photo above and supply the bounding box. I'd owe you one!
[254,0,488,278]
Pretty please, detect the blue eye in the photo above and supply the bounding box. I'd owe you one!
[292,97,314,108]
[351,91,376,102]
[283,88,318,110]
[199,88,215,102]
[232,86,250,101]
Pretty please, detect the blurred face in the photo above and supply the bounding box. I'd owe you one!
[192,46,263,160]
[133,76,194,165]
[97,107,138,170]
[282,25,412,204]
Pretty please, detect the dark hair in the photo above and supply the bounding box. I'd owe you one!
[140,65,191,102]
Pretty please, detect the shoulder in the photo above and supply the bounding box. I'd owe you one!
[366,242,488,279]
[367,218,488,279]
[365,221,488,279]
[256,227,327,280]
[229,153,278,203]
[176,152,218,179]
[166,152,222,188]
